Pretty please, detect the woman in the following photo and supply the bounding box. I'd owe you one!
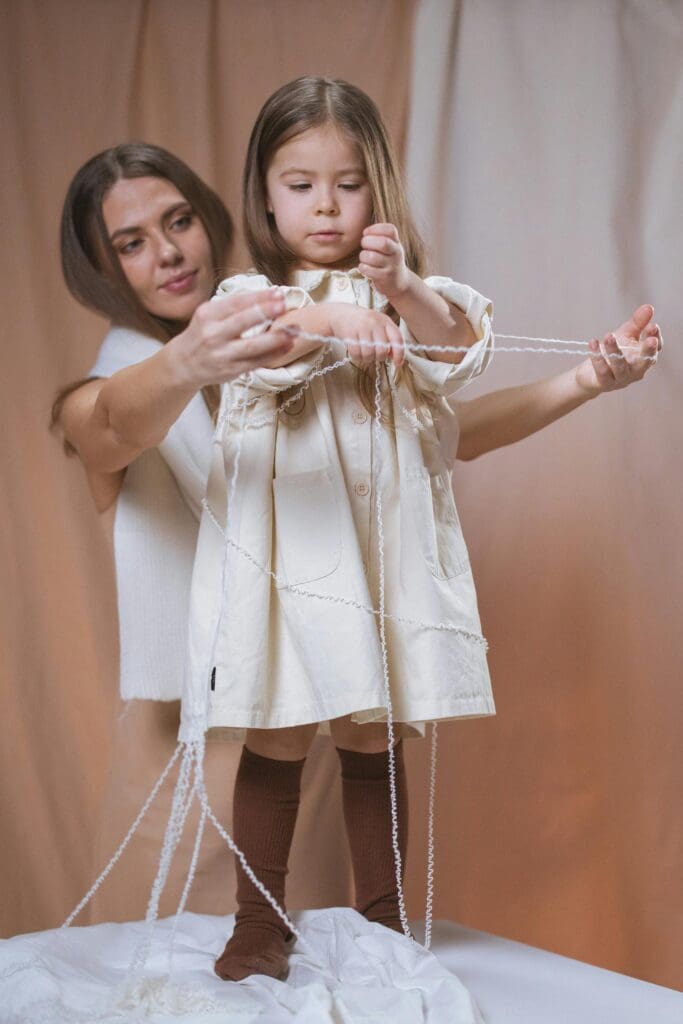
[54,143,355,922]
[53,141,660,924]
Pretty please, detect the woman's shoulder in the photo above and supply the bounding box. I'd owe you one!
[90,325,164,378]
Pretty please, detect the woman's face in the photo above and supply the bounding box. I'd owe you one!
[102,176,214,322]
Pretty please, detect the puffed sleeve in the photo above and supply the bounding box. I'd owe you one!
[215,274,325,395]
[399,276,494,397]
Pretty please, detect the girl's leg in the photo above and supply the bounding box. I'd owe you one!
[329,715,409,933]
[215,722,318,982]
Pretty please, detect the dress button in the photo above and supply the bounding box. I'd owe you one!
[355,481,369,496]
[337,277,349,291]
[353,409,368,424]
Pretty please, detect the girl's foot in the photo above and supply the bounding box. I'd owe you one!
[214,924,292,982]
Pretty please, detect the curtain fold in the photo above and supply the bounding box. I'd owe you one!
[404,0,682,990]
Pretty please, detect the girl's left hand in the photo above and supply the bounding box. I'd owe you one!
[358,223,411,299]
[575,304,663,396]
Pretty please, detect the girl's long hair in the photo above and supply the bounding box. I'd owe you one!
[243,75,427,284]
[53,142,233,447]
[242,76,429,417]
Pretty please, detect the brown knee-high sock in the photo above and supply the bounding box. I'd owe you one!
[336,740,408,932]
[215,745,305,982]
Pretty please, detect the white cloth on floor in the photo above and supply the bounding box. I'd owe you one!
[0,908,483,1024]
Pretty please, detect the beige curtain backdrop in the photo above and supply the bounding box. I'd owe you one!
[404,0,682,991]
[2,0,680,994]
[0,0,415,937]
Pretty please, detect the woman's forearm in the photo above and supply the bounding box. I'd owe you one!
[94,344,198,452]
[456,366,595,461]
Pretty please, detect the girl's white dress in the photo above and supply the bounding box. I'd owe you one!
[180,268,495,743]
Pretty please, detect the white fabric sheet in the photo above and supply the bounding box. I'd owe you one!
[0,909,482,1024]
[2,909,682,1023]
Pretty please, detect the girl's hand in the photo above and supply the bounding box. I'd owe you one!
[358,223,411,299]
[575,304,662,397]
[327,305,405,367]
[168,288,297,387]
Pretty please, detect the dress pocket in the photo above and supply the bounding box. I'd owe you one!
[272,466,342,587]
[408,466,470,580]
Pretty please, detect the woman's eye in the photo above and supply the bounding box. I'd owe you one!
[171,213,193,230]
[118,239,142,256]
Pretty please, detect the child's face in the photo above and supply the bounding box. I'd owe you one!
[265,122,372,272]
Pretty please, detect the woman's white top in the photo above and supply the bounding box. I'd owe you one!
[90,327,213,701]
[180,269,496,742]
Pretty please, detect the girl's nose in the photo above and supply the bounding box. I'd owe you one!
[315,189,338,215]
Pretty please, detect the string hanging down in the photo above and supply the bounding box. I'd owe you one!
[52,316,660,999]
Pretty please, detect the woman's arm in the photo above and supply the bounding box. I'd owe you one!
[456,306,661,461]
[58,289,293,477]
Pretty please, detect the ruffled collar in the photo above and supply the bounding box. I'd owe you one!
[289,266,388,309]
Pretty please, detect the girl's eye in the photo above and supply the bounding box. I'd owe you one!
[339,183,362,191]
[288,184,311,192]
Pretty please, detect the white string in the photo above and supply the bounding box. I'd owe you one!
[52,314,660,974]
[167,746,207,977]
[273,325,659,361]
[60,743,183,929]
[201,498,487,649]
[424,721,438,950]
[373,362,411,939]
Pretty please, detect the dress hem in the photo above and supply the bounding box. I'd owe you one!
[206,691,496,736]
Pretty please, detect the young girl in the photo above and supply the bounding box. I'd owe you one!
[179,76,653,984]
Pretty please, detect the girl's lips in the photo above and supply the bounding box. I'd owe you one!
[310,232,341,241]
[161,270,197,293]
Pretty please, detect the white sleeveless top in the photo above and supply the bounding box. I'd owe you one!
[90,326,214,701]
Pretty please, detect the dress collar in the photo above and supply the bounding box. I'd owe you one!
[289,266,388,309]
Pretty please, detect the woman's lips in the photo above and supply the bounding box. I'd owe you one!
[161,270,197,293]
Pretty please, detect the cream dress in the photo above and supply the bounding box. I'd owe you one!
[180,268,496,743]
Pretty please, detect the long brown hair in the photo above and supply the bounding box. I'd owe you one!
[243,76,426,284]
[242,76,428,415]
[52,142,233,447]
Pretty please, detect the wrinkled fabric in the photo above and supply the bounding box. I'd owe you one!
[0,909,484,1024]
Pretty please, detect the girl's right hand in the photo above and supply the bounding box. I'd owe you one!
[328,306,405,368]
[167,288,297,387]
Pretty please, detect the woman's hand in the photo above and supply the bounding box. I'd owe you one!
[167,287,296,388]
[575,304,662,397]
[358,223,411,299]
[326,305,405,367]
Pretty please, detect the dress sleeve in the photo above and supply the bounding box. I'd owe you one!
[215,275,325,395]
[214,273,313,334]
[399,275,494,397]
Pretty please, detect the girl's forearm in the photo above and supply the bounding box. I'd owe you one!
[267,306,331,365]
[456,365,596,461]
[388,271,477,364]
